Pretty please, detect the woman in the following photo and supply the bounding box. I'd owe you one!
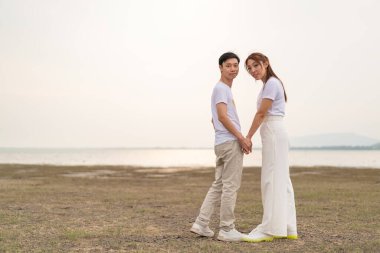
[242,53,297,242]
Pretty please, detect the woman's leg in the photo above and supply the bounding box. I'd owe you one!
[257,120,288,236]
[287,177,297,236]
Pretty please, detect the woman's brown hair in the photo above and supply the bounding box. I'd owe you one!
[245,52,287,102]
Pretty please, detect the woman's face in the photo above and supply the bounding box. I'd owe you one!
[246,59,267,81]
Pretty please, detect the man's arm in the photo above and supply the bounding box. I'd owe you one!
[216,103,251,153]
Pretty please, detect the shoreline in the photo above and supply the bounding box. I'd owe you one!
[1,149,380,169]
[1,163,380,170]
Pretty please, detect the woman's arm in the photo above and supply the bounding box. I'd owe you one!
[246,98,273,140]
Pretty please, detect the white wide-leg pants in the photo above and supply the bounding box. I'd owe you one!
[256,116,297,236]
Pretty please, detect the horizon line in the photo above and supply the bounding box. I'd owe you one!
[0,145,379,150]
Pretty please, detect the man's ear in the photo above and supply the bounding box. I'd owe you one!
[219,65,223,72]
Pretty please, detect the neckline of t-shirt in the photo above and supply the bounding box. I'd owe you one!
[218,81,232,88]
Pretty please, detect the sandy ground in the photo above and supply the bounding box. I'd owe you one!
[0,164,379,252]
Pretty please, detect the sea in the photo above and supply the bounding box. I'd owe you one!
[0,148,379,169]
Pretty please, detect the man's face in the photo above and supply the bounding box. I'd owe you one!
[219,58,239,80]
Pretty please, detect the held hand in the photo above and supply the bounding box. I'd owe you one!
[239,137,251,155]
[243,138,252,154]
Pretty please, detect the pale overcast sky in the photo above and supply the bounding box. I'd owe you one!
[1,0,379,148]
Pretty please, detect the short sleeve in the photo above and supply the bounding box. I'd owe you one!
[214,85,228,104]
[262,78,280,100]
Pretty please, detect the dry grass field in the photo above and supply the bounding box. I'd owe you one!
[0,164,379,252]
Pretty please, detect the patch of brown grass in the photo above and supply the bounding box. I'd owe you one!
[0,164,379,252]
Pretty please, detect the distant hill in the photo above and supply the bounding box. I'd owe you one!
[290,133,380,148]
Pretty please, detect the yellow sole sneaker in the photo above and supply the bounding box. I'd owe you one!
[242,236,274,243]
[274,235,298,240]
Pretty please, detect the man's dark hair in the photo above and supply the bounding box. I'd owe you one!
[219,52,240,66]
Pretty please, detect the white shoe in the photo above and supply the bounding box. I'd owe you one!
[190,223,214,237]
[242,229,273,243]
[217,228,245,242]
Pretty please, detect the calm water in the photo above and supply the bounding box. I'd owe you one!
[0,148,379,168]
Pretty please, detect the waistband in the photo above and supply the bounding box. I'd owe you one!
[263,115,284,122]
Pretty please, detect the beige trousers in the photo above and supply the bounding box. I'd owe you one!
[256,116,297,236]
[195,140,244,231]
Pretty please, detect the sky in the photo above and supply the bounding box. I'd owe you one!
[1,0,379,148]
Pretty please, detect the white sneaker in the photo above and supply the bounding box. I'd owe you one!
[242,228,273,243]
[217,228,245,242]
[190,223,214,237]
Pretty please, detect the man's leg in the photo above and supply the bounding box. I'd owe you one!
[194,146,224,227]
[219,141,244,231]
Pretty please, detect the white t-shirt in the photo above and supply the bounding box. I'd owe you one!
[257,77,286,116]
[211,82,241,146]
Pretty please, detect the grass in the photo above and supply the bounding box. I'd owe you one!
[64,230,94,241]
[0,164,379,252]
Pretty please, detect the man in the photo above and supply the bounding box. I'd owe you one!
[190,52,251,241]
